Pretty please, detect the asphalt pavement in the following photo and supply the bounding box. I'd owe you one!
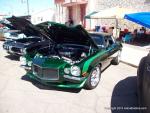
[0,41,139,113]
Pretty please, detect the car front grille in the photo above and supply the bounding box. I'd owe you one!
[32,64,59,80]
[11,47,21,53]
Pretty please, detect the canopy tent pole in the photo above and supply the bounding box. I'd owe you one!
[115,18,119,38]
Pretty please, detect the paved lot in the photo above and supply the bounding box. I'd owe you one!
[0,42,139,113]
[121,43,149,67]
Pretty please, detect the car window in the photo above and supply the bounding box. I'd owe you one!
[90,34,104,48]
[105,36,115,46]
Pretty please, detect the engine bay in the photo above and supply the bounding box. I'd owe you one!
[37,44,93,64]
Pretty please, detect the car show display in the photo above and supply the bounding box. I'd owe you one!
[2,16,122,89]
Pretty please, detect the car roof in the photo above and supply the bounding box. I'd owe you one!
[89,32,112,36]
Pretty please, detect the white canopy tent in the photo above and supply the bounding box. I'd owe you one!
[90,6,136,19]
[85,6,136,37]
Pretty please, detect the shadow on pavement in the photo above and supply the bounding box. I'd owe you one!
[111,76,139,113]
[21,64,112,92]
[102,64,111,73]
[21,75,81,93]
[5,54,19,61]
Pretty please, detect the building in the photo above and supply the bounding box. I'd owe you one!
[31,8,55,24]
[0,14,7,20]
[18,15,31,21]
[54,0,87,27]
[54,0,150,30]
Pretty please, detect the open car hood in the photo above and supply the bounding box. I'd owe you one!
[6,16,98,48]
[5,16,53,41]
[37,22,98,49]
[1,22,16,30]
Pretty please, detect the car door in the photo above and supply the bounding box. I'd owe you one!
[106,36,119,63]
[90,34,111,70]
[100,36,111,70]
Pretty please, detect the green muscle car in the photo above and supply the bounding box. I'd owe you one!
[20,22,122,89]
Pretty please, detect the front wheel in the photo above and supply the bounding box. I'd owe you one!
[84,65,101,90]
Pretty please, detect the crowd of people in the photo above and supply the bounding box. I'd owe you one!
[94,25,149,44]
[95,26,114,34]
[120,27,150,43]
[64,18,149,45]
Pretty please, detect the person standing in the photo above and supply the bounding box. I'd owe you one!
[107,27,114,35]
[65,18,74,27]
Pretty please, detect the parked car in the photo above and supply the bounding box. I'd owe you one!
[0,22,6,41]
[21,23,122,89]
[3,36,51,56]
[0,27,7,41]
[137,52,150,113]
[4,30,26,41]
[0,29,5,41]
[1,21,21,41]
[2,16,51,56]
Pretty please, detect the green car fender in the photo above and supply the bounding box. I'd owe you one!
[81,50,106,76]
[24,54,32,61]
[23,54,33,66]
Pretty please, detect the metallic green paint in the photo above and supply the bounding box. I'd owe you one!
[33,57,68,68]
[26,71,87,88]
[23,43,122,88]
[22,32,122,89]
[82,50,106,73]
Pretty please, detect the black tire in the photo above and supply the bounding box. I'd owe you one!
[84,65,101,90]
[137,56,146,111]
[112,50,121,65]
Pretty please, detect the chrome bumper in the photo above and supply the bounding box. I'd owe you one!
[20,65,31,71]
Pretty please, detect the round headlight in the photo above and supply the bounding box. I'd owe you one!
[70,66,81,76]
[64,68,70,74]
[20,56,26,65]
[27,61,32,66]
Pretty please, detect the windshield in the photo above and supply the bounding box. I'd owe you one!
[90,34,104,48]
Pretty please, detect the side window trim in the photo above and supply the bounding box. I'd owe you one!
[111,36,116,43]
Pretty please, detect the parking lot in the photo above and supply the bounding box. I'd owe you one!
[0,41,139,113]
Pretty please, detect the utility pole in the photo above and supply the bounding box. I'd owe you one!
[27,0,30,15]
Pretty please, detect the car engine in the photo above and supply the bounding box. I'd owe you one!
[37,44,90,64]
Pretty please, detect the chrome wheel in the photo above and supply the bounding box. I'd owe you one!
[90,67,100,87]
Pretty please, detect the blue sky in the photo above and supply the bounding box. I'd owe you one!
[0,0,55,16]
